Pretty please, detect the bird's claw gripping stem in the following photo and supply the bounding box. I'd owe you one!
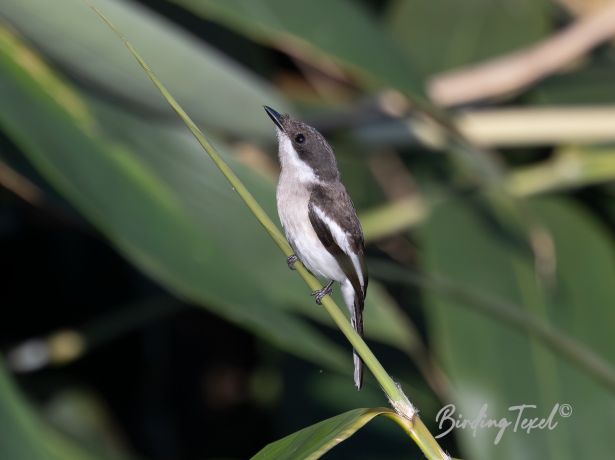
[311,280,334,305]
[287,254,298,270]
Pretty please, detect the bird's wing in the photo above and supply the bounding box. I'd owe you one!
[308,184,368,301]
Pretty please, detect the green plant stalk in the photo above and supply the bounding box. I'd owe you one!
[89,5,449,459]
[383,412,450,460]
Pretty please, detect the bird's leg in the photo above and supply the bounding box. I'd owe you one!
[287,254,298,270]
[311,280,335,305]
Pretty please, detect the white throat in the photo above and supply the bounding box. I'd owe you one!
[277,131,320,184]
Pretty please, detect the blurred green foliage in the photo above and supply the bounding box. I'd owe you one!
[387,0,552,75]
[1,0,614,459]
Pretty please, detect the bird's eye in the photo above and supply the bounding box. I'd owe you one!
[295,134,305,144]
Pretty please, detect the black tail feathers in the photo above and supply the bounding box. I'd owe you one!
[351,293,364,390]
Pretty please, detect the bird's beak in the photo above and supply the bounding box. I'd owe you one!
[264,105,285,132]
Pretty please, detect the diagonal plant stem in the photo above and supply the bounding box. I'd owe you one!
[88,4,449,459]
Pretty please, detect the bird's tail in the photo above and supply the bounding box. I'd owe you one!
[341,281,365,390]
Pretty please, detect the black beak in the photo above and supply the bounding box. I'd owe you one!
[264,105,284,131]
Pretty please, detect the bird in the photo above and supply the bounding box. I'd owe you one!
[264,106,368,390]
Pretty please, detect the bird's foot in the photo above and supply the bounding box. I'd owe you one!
[311,280,335,305]
[287,254,298,270]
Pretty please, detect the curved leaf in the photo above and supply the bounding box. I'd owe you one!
[420,197,615,458]
[386,0,552,75]
[0,358,116,460]
[170,0,424,97]
[0,0,291,138]
[251,408,399,460]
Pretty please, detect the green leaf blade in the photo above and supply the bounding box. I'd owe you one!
[171,0,425,98]
[420,196,615,458]
[252,408,392,460]
[0,0,291,138]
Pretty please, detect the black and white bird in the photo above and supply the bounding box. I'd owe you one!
[264,106,368,390]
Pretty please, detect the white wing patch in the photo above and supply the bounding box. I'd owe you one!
[277,131,320,184]
[313,205,365,288]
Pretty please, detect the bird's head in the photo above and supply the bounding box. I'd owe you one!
[264,106,339,183]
